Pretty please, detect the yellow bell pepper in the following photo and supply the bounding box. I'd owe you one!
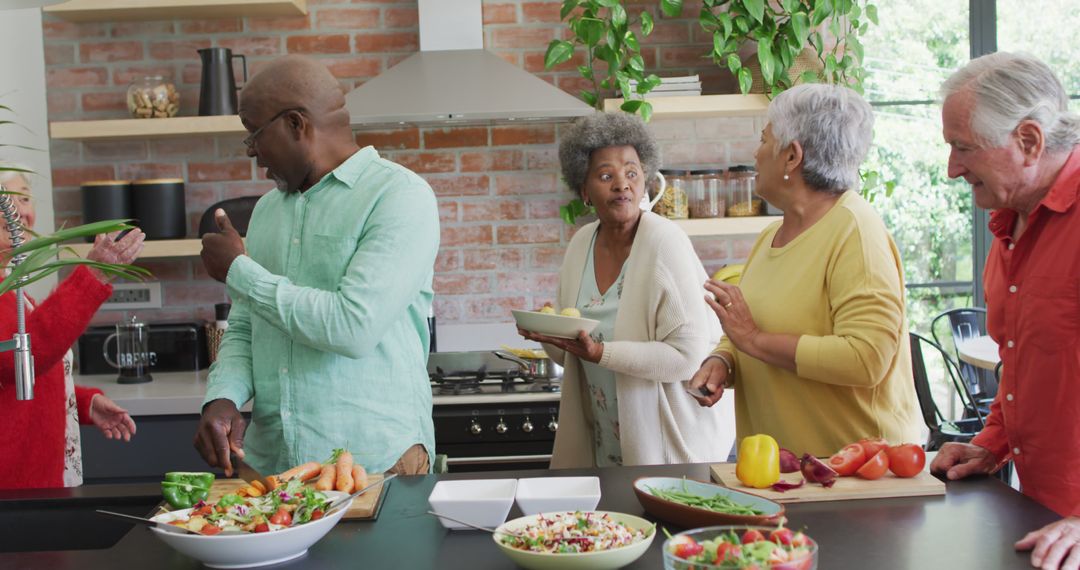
[735,434,781,489]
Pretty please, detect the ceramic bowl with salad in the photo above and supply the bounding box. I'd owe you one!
[633,476,784,529]
[493,510,655,570]
[663,525,817,570]
[148,478,350,569]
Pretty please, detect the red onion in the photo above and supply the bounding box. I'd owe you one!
[771,479,805,492]
[779,448,800,473]
[801,454,838,488]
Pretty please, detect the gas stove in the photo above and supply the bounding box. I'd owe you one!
[428,351,561,472]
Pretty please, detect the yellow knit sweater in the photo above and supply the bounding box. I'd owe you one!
[716,191,920,457]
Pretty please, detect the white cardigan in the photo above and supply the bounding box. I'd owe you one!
[547,212,730,468]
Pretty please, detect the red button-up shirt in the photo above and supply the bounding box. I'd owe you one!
[972,148,1080,516]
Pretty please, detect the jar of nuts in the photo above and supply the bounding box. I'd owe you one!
[127,76,179,119]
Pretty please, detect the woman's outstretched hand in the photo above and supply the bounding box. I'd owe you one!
[88,394,137,441]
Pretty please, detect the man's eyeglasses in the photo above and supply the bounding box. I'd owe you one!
[242,107,305,149]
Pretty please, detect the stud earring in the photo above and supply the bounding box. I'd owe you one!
[783,174,790,181]
[584,199,592,206]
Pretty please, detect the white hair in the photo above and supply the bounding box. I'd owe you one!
[941,51,1080,151]
[0,163,32,187]
[767,83,874,193]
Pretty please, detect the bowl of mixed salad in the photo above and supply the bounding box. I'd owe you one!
[493,510,655,570]
[662,525,817,570]
[147,479,350,568]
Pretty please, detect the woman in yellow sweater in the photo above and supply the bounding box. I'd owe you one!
[688,84,920,457]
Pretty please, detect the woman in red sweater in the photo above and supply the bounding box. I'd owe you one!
[0,169,145,488]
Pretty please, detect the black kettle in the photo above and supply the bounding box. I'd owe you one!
[197,47,248,116]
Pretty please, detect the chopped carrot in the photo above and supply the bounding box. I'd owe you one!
[251,480,266,494]
[265,476,280,491]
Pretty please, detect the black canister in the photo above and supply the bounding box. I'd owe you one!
[81,180,132,242]
[131,178,187,240]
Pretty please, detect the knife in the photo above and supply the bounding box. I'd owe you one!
[232,454,274,492]
[325,473,398,516]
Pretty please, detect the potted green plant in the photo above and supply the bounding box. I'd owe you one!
[1,103,148,296]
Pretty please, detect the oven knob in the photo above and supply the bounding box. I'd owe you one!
[521,419,534,433]
[469,421,482,435]
[495,419,508,434]
[547,418,558,432]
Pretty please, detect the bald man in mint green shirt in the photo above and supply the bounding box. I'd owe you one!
[199,145,439,475]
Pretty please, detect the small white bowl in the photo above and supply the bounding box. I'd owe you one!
[494,511,655,570]
[148,491,351,569]
[428,479,518,530]
[511,309,600,339]
[515,476,601,516]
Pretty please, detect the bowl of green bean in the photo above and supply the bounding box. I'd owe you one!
[633,477,784,529]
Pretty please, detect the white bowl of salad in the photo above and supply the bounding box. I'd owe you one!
[148,479,350,569]
[493,510,655,570]
[662,525,817,570]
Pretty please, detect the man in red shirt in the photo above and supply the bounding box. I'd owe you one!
[930,51,1080,569]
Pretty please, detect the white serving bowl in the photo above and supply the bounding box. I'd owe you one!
[493,511,655,570]
[428,479,518,530]
[511,309,600,339]
[516,476,602,516]
[148,491,351,569]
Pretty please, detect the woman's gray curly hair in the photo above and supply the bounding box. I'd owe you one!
[768,83,874,194]
[558,113,660,194]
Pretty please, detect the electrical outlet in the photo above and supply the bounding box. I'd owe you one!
[102,282,162,310]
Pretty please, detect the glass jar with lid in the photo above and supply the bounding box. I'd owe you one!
[689,168,726,218]
[653,168,689,220]
[726,165,763,217]
[127,75,179,119]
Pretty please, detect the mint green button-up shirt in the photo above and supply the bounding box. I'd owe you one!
[203,146,439,474]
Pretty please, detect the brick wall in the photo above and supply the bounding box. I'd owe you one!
[42,0,761,327]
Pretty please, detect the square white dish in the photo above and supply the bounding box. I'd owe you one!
[515,476,602,516]
[428,479,518,530]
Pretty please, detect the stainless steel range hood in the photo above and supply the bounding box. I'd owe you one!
[346,0,593,128]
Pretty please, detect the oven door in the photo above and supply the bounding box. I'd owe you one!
[434,402,559,472]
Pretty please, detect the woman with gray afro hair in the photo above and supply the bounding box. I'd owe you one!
[517,112,732,468]
[689,83,921,458]
[558,113,660,196]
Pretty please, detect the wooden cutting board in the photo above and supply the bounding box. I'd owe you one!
[207,473,388,520]
[710,463,945,503]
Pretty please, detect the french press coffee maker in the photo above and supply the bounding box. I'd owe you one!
[103,316,155,384]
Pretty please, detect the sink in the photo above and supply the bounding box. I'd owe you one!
[0,492,161,553]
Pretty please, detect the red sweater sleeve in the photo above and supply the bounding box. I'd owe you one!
[75,385,104,425]
[0,266,112,382]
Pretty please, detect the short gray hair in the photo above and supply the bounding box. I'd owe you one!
[0,163,32,187]
[558,112,660,194]
[767,83,874,193]
[941,51,1080,152]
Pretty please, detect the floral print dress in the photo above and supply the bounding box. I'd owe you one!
[575,230,627,467]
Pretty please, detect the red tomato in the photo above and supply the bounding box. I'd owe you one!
[670,535,704,559]
[858,437,889,458]
[191,505,213,517]
[828,444,868,476]
[770,528,794,546]
[742,529,767,544]
[269,506,292,526]
[253,522,270,533]
[198,524,223,536]
[715,542,742,563]
[886,443,927,478]
[310,509,324,521]
[856,449,890,480]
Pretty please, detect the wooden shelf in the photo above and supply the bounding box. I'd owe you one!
[61,239,202,259]
[44,0,307,22]
[50,115,245,142]
[604,94,770,119]
[674,216,780,237]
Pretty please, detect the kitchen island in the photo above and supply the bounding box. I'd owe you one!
[0,463,1055,569]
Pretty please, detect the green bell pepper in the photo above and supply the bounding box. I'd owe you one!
[161,472,216,509]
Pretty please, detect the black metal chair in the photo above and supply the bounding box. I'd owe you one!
[910,332,985,452]
[930,308,997,416]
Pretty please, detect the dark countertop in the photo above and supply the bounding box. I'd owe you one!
[0,463,1056,569]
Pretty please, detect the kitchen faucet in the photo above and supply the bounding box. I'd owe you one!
[0,190,35,400]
